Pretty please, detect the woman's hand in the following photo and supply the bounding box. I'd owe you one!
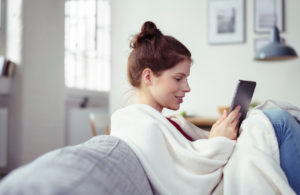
[209,106,241,140]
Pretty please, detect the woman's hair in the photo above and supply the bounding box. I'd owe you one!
[127,21,192,88]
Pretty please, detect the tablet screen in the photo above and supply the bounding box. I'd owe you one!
[229,80,256,126]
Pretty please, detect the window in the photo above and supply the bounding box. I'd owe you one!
[0,0,5,56]
[64,0,110,92]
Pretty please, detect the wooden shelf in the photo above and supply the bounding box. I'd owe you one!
[0,77,11,95]
[185,116,218,127]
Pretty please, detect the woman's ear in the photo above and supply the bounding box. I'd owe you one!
[141,68,153,85]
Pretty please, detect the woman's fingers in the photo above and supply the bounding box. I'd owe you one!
[226,106,241,123]
[231,116,240,129]
[209,106,241,140]
[220,110,228,122]
[232,112,242,124]
[214,110,228,126]
[231,113,241,134]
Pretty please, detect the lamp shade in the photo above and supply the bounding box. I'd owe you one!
[254,26,298,61]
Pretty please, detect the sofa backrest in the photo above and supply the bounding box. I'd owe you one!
[0,135,154,195]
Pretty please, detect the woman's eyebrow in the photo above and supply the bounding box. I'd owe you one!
[174,73,188,77]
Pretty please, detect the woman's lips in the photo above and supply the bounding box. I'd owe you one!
[175,96,183,103]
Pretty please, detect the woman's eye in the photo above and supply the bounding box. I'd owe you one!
[175,78,181,81]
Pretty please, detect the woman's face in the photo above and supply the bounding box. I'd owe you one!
[149,59,191,112]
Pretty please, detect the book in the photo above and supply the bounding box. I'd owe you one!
[0,56,6,76]
[7,61,16,77]
[0,58,17,78]
[2,60,10,77]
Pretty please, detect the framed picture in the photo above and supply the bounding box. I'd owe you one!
[254,0,284,33]
[208,0,245,44]
[254,37,285,52]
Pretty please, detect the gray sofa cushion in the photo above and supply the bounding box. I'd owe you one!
[0,135,153,195]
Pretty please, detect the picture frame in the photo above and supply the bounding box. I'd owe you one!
[208,0,245,44]
[254,0,284,33]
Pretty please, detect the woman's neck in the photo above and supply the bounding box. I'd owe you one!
[136,90,163,113]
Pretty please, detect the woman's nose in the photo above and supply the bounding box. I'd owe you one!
[183,81,191,93]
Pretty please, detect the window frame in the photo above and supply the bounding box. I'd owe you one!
[64,0,111,100]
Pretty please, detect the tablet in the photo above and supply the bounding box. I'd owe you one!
[229,80,256,128]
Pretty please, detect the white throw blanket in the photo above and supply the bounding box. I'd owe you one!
[111,100,298,195]
[111,104,236,195]
[256,99,300,122]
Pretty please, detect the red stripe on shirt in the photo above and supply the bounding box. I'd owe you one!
[167,118,193,141]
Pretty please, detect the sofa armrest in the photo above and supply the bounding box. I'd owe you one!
[0,135,153,195]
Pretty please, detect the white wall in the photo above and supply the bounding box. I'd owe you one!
[21,0,65,163]
[3,0,300,172]
[110,0,300,117]
[4,0,109,172]
[5,0,65,170]
[5,0,23,171]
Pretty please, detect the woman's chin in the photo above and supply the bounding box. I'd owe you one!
[166,104,180,111]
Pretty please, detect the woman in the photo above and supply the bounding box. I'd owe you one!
[111,21,299,195]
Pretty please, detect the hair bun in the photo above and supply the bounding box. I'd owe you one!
[141,21,159,36]
[131,21,162,48]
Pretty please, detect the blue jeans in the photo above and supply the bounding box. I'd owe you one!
[263,108,300,194]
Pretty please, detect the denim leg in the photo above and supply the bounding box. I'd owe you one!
[263,108,300,194]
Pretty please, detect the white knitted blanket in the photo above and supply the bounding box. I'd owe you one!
[111,100,298,195]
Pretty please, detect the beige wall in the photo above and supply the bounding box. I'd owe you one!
[110,0,300,117]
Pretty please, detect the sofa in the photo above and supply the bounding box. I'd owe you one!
[0,135,154,195]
